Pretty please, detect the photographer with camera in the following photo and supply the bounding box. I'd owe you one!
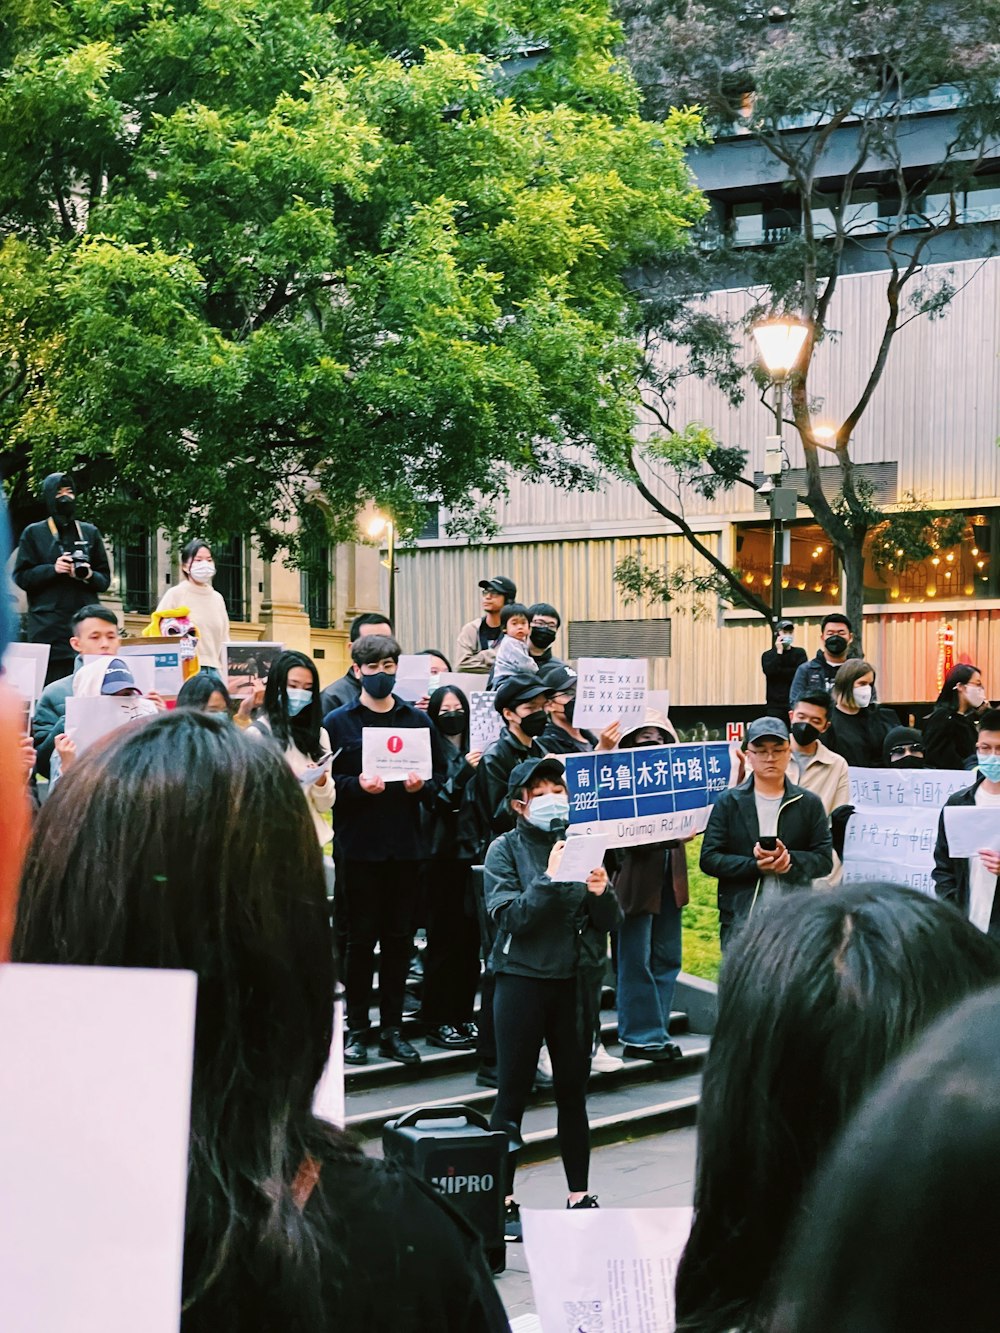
[13,474,111,684]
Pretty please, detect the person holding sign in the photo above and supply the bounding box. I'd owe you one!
[700,717,832,949]
[484,757,621,1242]
[154,537,230,674]
[325,635,445,1068]
[932,708,1000,936]
[31,604,121,780]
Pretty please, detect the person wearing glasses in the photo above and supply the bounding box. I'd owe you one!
[882,726,926,769]
[932,708,1000,938]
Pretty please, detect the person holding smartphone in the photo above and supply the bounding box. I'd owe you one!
[700,717,832,950]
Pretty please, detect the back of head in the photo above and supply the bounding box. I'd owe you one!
[676,882,1000,1333]
[772,986,1000,1333]
[349,610,393,641]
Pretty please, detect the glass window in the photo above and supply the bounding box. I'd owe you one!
[863,509,999,604]
[115,530,153,616]
[732,202,764,247]
[734,520,842,609]
[964,179,1000,224]
[300,541,332,629]
[213,535,246,622]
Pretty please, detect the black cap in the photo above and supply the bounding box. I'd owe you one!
[776,619,794,631]
[505,756,566,801]
[538,663,578,693]
[479,575,517,599]
[746,716,790,745]
[493,671,552,714]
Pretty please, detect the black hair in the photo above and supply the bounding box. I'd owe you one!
[675,882,1000,1333]
[70,603,118,632]
[177,673,233,713]
[792,690,833,719]
[351,633,401,667]
[933,662,981,708]
[418,648,452,670]
[820,612,852,632]
[12,711,355,1327]
[180,537,212,575]
[979,707,1000,733]
[427,683,471,751]
[527,603,561,627]
[771,985,1000,1333]
[262,650,324,761]
[500,602,530,629]
[349,611,393,641]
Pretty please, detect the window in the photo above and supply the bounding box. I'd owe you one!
[863,509,999,605]
[734,520,842,609]
[300,533,332,629]
[731,200,800,246]
[116,530,153,616]
[213,535,247,622]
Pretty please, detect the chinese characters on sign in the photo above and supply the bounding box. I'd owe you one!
[565,743,735,847]
[572,658,649,730]
[470,690,502,754]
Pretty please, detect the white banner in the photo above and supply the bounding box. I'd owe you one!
[470,689,502,753]
[3,642,49,701]
[66,695,157,752]
[117,642,185,696]
[361,726,432,781]
[573,658,648,730]
[944,806,1000,858]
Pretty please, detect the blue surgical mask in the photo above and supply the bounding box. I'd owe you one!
[978,756,1000,784]
[286,687,312,716]
[525,792,570,832]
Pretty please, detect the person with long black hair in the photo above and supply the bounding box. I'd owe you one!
[674,882,1000,1333]
[155,538,230,674]
[421,685,483,1050]
[923,661,989,769]
[248,650,334,850]
[11,712,509,1332]
[176,673,234,715]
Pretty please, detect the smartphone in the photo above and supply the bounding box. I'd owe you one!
[759,835,779,852]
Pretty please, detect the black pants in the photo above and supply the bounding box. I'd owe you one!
[421,860,481,1027]
[343,860,419,1032]
[474,866,497,1066]
[490,973,591,1195]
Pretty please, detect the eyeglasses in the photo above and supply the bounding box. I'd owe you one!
[889,744,924,759]
[976,745,1000,757]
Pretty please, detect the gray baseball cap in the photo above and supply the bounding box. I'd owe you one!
[746,716,790,745]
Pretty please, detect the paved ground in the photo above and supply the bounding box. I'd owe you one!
[495,1127,698,1323]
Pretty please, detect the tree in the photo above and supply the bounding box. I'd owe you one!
[614,0,1000,643]
[0,0,706,556]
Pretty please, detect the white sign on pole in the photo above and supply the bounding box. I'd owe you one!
[573,658,648,730]
[944,806,1000,858]
[3,642,50,700]
[523,1206,693,1333]
[117,642,185,696]
[0,963,196,1333]
[361,726,433,781]
[470,689,503,753]
[66,695,157,752]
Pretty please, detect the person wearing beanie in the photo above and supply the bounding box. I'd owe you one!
[883,726,926,768]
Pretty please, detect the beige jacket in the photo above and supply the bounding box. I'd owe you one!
[456,617,498,673]
[794,739,850,887]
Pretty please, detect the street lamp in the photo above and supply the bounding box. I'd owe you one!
[752,317,809,624]
[367,512,396,625]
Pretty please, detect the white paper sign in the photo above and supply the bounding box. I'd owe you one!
[523,1206,693,1333]
[470,689,503,753]
[66,695,157,752]
[944,806,1000,858]
[361,726,432,781]
[645,689,671,719]
[393,655,432,702]
[117,642,185,696]
[558,833,610,884]
[82,654,156,696]
[848,767,972,809]
[1,654,37,709]
[3,641,49,700]
[573,658,648,730]
[0,963,196,1333]
[843,809,939,894]
[312,987,346,1128]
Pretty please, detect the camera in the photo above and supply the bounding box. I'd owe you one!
[70,540,91,580]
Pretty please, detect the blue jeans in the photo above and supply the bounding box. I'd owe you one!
[616,899,682,1049]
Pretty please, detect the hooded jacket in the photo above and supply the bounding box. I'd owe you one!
[13,474,111,657]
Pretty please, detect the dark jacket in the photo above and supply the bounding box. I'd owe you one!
[825,705,896,769]
[484,819,621,979]
[422,740,480,862]
[761,644,807,712]
[13,475,111,658]
[699,775,833,910]
[472,726,545,845]
[539,720,597,755]
[320,669,361,717]
[923,705,980,771]
[325,696,445,862]
[932,777,1000,935]
[789,649,843,706]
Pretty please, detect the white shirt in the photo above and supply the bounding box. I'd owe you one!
[968,786,1000,932]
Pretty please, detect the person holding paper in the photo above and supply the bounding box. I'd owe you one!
[456,574,517,674]
[154,538,230,673]
[325,634,445,1068]
[485,757,621,1242]
[933,708,1000,936]
[247,652,335,850]
[11,711,510,1333]
[31,604,121,779]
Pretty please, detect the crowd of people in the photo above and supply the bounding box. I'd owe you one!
[5,485,1000,1328]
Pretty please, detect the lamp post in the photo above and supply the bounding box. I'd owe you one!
[751,317,809,625]
[367,513,396,625]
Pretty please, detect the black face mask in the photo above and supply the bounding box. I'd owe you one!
[562,697,576,725]
[516,709,548,738]
[437,712,466,736]
[359,670,395,700]
[824,634,848,656]
[791,721,822,747]
[891,755,925,769]
[633,735,668,748]
[529,625,557,650]
[54,495,76,521]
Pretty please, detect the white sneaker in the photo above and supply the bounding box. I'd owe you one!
[591,1042,625,1073]
[535,1043,553,1087]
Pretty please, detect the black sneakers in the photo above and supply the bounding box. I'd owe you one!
[378,1027,421,1066]
[504,1200,523,1242]
[621,1042,682,1063]
[568,1194,600,1210]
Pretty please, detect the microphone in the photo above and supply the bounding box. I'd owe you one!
[549,817,569,836]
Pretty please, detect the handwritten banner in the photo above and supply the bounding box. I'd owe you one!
[470,689,502,754]
[848,767,972,809]
[573,658,648,730]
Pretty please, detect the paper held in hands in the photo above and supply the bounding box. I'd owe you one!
[362,727,433,781]
[556,833,610,884]
[944,806,1000,858]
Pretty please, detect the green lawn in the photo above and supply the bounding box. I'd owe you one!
[682,836,721,983]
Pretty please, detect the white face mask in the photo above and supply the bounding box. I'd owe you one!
[853,684,873,709]
[964,683,986,709]
[189,559,215,584]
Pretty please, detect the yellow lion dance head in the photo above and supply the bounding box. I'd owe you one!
[142,608,201,679]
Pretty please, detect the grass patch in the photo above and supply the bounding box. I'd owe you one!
[682,836,721,983]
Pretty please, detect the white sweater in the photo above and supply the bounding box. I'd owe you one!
[156,580,231,671]
[247,718,335,848]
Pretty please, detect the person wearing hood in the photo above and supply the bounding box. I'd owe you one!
[13,474,111,684]
[883,725,926,768]
[51,655,163,784]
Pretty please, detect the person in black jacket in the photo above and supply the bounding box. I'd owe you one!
[932,709,1000,935]
[485,758,621,1241]
[700,716,833,949]
[318,612,392,715]
[825,659,895,768]
[788,612,853,706]
[13,474,111,683]
[761,619,807,714]
[325,635,445,1068]
[923,662,989,771]
[420,685,483,1050]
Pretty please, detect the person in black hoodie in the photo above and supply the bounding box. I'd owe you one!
[13,474,111,683]
[485,758,621,1242]
[761,619,807,714]
[420,685,483,1050]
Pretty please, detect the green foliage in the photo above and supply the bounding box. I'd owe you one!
[614,549,749,617]
[866,498,970,579]
[682,836,720,983]
[0,0,705,549]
